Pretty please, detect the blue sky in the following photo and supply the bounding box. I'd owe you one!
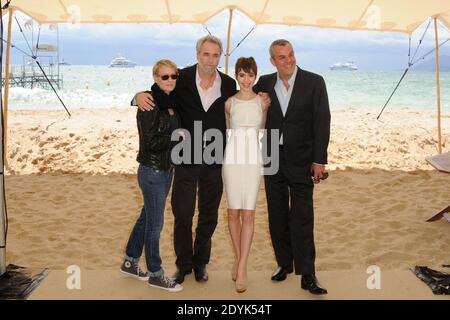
[4,9,450,71]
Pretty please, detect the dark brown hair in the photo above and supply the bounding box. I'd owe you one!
[235,57,257,77]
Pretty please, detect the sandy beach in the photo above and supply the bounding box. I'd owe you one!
[3,107,450,298]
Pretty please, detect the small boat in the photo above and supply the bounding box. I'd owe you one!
[59,59,70,66]
[109,54,136,68]
[329,61,358,71]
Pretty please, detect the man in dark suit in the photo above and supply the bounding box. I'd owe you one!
[254,39,331,294]
[134,36,236,284]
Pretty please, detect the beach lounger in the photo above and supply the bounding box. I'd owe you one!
[426,205,450,222]
[426,152,450,173]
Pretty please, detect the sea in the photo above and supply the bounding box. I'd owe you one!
[5,65,450,112]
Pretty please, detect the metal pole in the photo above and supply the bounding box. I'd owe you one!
[0,6,14,276]
[0,173,5,276]
[3,7,13,163]
[57,24,60,88]
[225,8,233,75]
[434,17,442,154]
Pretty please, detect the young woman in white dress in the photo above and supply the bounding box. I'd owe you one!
[222,57,268,293]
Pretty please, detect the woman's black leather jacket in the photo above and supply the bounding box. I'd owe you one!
[136,92,179,170]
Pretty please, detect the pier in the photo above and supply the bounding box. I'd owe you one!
[2,56,63,89]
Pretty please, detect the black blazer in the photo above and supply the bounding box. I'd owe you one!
[254,67,331,175]
[173,64,236,166]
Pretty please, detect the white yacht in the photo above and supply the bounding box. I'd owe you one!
[59,59,70,66]
[109,54,137,68]
[329,61,358,71]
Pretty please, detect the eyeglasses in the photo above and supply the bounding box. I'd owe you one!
[312,171,329,184]
[159,74,178,81]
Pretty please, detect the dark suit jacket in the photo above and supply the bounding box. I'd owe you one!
[254,67,330,176]
[173,64,236,166]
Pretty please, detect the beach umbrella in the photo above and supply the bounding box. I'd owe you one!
[1,0,449,276]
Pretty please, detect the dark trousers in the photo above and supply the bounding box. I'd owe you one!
[264,147,316,275]
[171,165,223,271]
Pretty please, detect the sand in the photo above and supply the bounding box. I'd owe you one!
[3,107,450,298]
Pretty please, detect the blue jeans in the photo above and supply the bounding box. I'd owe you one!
[125,164,173,277]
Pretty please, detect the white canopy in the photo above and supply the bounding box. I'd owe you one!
[1,0,449,278]
[3,0,450,34]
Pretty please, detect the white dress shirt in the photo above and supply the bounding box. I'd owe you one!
[274,67,324,166]
[274,67,298,145]
[196,68,221,112]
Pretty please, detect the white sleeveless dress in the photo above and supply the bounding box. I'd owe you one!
[222,95,263,210]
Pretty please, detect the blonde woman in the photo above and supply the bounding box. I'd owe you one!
[120,59,182,292]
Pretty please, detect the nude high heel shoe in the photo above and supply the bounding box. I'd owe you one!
[235,280,247,293]
[235,271,247,293]
[231,261,237,282]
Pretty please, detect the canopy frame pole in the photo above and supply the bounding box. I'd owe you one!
[3,7,13,164]
[434,17,442,154]
[0,5,13,278]
[225,7,234,75]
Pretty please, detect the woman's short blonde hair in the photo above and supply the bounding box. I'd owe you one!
[152,59,178,77]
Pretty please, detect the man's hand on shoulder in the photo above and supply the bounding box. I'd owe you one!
[136,92,155,111]
[258,92,271,111]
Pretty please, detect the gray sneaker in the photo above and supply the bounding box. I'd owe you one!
[148,275,183,292]
[120,260,149,281]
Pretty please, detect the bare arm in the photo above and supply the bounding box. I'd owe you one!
[257,92,271,112]
[258,95,268,128]
[225,98,232,129]
[261,108,268,129]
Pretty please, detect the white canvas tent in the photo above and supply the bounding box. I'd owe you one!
[1,0,449,276]
[2,0,450,32]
